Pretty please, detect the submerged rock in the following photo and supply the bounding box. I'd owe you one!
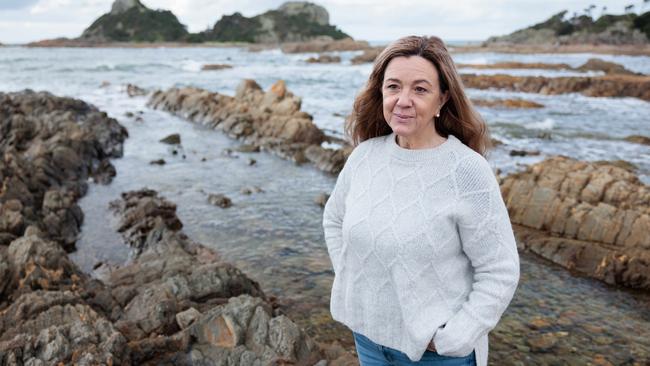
[624,135,650,146]
[201,64,233,71]
[306,54,341,63]
[350,46,384,64]
[208,193,233,208]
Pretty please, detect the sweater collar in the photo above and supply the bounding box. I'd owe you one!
[386,131,459,162]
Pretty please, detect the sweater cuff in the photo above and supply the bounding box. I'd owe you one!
[432,307,484,357]
[328,244,343,274]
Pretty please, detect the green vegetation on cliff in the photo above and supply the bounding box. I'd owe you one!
[81,2,188,42]
[78,0,350,44]
[196,4,349,43]
[487,9,650,45]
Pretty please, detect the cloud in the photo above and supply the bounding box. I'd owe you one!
[0,0,39,10]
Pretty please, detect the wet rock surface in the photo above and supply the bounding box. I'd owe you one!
[471,98,544,109]
[147,79,352,174]
[461,73,650,101]
[458,58,640,75]
[0,90,128,250]
[0,91,356,365]
[306,54,341,63]
[501,156,650,289]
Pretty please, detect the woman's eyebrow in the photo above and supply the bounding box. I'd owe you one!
[413,79,433,86]
[383,78,433,86]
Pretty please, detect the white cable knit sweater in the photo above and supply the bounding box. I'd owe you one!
[323,132,520,365]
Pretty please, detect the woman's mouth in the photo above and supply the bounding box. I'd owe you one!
[394,113,414,122]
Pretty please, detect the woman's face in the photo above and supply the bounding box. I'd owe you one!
[382,56,448,142]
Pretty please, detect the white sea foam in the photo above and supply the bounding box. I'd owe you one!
[525,118,555,130]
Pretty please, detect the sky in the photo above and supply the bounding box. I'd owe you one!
[0,0,647,44]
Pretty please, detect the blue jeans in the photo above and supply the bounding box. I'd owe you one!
[353,331,476,366]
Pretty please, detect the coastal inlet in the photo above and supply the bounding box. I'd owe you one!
[2,38,650,366]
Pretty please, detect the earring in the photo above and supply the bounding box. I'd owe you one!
[435,111,440,118]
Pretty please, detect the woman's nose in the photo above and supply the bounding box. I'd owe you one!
[396,90,413,107]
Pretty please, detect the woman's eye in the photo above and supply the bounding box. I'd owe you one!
[415,87,427,93]
[386,84,398,89]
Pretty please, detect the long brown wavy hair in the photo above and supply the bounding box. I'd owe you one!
[347,35,491,156]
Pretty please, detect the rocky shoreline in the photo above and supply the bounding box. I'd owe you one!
[0,91,355,365]
[142,80,650,292]
[147,80,352,174]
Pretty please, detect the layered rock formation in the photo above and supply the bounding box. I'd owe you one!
[80,0,188,42]
[501,157,650,290]
[196,2,349,44]
[147,80,352,174]
[485,10,650,46]
[461,74,650,101]
[471,98,544,109]
[457,58,639,76]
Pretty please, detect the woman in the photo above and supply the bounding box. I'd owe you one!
[322,36,520,366]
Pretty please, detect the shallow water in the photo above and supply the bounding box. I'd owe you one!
[1,46,650,364]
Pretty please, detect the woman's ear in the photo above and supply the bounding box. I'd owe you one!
[440,91,449,109]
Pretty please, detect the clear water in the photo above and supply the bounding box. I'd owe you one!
[1,46,649,364]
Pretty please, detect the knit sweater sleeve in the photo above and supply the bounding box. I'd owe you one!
[322,144,362,274]
[433,154,520,357]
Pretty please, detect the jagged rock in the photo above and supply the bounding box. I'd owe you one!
[176,307,201,329]
[147,80,352,174]
[0,90,127,247]
[208,194,233,208]
[0,91,348,365]
[126,83,148,97]
[306,54,341,63]
[501,156,650,289]
[188,294,322,365]
[110,0,140,14]
[314,193,329,208]
[279,2,329,26]
[160,133,181,145]
[109,189,183,253]
[150,159,166,165]
[576,58,638,75]
[350,46,384,64]
[235,144,261,153]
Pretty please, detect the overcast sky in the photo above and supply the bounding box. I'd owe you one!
[0,0,646,44]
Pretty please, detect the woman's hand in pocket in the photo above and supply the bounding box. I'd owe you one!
[426,340,436,352]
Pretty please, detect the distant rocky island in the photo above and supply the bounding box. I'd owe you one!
[485,9,650,46]
[29,0,351,46]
